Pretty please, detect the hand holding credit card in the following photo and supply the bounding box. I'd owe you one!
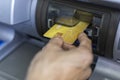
[44,21,89,44]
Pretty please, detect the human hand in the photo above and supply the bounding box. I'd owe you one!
[26,33,93,80]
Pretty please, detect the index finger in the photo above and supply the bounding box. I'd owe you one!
[78,33,92,51]
[44,36,64,51]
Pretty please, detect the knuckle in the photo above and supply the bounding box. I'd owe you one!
[84,38,92,44]
[85,68,92,79]
[78,47,91,53]
[85,54,93,64]
[42,44,51,50]
[51,37,63,44]
[88,39,92,44]
[76,49,93,63]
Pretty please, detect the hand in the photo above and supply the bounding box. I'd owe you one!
[26,33,93,80]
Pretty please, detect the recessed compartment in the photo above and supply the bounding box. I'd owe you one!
[36,0,120,58]
[46,1,107,55]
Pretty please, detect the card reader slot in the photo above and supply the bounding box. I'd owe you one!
[37,0,111,57]
[47,2,102,54]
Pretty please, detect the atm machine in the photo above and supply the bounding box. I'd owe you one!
[0,0,120,80]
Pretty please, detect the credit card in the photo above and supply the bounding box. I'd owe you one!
[44,21,89,44]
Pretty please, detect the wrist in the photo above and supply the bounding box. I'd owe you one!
[26,68,61,80]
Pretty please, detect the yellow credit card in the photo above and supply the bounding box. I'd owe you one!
[44,21,89,44]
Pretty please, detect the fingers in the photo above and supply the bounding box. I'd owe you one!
[67,33,93,68]
[78,33,92,51]
[62,43,76,50]
[45,36,64,50]
[84,68,92,79]
[78,68,92,80]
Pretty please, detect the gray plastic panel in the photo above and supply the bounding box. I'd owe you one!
[77,0,120,10]
[77,0,120,3]
[0,42,41,80]
[113,21,120,60]
[0,25,26,61]
[90,57,120,80]
[0,71,18,80]
[0,26,14,50]
[118,39,120,50]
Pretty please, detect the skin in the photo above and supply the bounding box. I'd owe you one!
[26,33,93,80]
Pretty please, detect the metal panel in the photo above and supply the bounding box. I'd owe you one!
[113,21,120,60]
[0,0,32,25]
[0,0,11,24]
[12,0,41,38]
